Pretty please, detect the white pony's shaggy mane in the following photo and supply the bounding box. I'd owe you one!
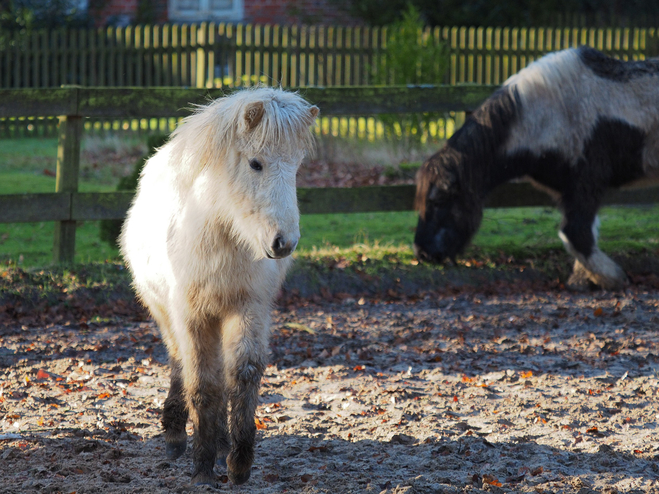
[167,87,317,182]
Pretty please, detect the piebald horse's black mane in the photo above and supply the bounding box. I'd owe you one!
[415,87,519,219]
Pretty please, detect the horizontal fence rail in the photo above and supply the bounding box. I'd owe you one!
[1,85,658,263]
[3,22,659,139]
[3,184,659,225]
[0,85,496,118]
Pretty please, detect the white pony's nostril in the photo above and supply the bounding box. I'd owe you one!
[270,234,297,258]
[272,235,284,252]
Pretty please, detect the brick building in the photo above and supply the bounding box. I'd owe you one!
[88,0,359,26]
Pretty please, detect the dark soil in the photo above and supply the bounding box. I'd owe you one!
[1,160,658,493]
[1,282,659,493]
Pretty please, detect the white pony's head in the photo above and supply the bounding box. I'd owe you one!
[169,87,319,260]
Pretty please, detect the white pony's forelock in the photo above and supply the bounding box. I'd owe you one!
[168,87,317,181]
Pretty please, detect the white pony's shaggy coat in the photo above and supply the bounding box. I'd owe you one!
[120,87,318,486]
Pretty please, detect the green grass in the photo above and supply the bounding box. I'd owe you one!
[0,137,128,266]
[0,221,120,267]
[0,163,117,268]
[1,137,658,270]
[0,137,58,174]
[2,194,658,269]
[0,171,116,195]
[297,205,658,263]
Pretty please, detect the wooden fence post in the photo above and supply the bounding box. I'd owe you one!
[53,112,82,264]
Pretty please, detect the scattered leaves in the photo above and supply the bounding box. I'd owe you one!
[35,369,51,380]
[254,418,267,430]
[284,323,315,334]
[482,474,503,487]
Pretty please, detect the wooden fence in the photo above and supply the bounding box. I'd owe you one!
[1,23,658,90]
[3,22,659,139]
[1,85,659,264]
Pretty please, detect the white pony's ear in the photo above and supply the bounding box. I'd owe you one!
[244,101,265,131]
[308,105,320,123]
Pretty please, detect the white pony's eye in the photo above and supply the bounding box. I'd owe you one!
[249,159,263,171]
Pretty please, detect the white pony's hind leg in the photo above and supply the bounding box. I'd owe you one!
[560,215,627,290]
[141,300,190,459]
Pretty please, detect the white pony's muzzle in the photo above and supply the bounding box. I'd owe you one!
[265,232,299,259]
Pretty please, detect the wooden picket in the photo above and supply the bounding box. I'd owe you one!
[0,23,657,90]
[1,23,658,138]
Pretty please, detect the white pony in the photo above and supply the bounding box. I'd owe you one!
[120,87,319,486]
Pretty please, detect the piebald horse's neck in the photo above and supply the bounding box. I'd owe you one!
[450,86,522,200]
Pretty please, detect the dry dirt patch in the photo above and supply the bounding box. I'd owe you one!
[1,287,658,493]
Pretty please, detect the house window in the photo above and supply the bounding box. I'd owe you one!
[168,0,244,22]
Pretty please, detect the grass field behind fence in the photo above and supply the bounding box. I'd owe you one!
[2,206,658,270]
[1,137,658,269]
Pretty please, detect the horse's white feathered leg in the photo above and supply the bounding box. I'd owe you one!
[560,215,627,290]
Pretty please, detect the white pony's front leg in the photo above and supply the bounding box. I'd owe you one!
[169,305,227,487]
[221,303,271,485]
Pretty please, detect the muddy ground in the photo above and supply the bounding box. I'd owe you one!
[1,282,658,494]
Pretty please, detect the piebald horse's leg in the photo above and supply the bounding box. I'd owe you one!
[559,205,627,290]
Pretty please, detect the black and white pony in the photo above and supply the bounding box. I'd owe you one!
[414,46,659,289]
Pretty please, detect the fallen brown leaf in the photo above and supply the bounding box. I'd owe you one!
[254,418,267,430]
[482,474,502,486]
